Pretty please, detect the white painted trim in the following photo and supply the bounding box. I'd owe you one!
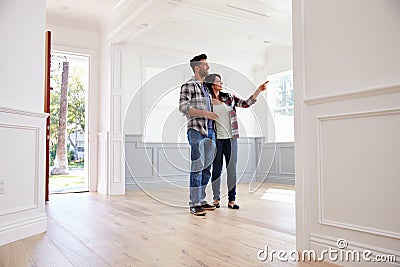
[318,220,400,240]
[304,85,400,106]
[125,45,193,58]
[52,44,98,57]
[317,108,400,239]
[111,0,136,12]
[112,139,123,183]
[317,108,400,121]
[51,44,99,192]
[293,0,309,251]
[0,107,48,118]
[310,233,400,259]
[182,4,252,24]
[97,132,109,194]
[0,215,47,247]
[112,50,123,90]
[107,0,154,41]
[112,94,123,134]
[0,205,38,216]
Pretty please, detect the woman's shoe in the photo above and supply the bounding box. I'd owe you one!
[213,200,220,208]
[228,202,239,209]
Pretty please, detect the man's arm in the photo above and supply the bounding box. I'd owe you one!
[187,108,218,120]
[179,83,218,120]
[179,83,192,115]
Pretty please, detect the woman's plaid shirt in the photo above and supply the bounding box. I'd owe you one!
[179,77,212,136]
[218,91,257,139]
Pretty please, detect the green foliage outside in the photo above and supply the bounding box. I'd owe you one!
[50,62,86,166]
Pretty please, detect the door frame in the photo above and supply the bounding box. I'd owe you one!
[48,43,99,194]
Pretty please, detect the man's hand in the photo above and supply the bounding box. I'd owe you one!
[204,111,219,120]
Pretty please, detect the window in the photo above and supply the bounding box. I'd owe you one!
[266,70,294,142]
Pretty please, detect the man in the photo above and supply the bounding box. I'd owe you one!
[179,54,218,216]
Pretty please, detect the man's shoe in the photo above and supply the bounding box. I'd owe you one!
[190,206,206,216]
[201,202,216,210]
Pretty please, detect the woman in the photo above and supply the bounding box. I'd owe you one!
[205,73,268,209]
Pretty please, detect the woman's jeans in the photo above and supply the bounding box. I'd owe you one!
[187,128,216,207]
[211,138,238,202]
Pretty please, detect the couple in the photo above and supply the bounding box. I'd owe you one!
[179,54,268,216]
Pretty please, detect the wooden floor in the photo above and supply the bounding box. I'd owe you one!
[0,183,337,267]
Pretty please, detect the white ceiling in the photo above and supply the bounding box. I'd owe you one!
[46,0,121,30]
[46,0,292,64]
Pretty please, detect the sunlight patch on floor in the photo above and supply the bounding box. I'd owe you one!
[261,188,295,203]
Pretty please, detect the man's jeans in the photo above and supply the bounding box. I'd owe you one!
[211,138,238,202]
[187,128,216,207]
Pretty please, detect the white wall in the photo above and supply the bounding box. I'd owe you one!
[46,23,100,52]
[122,46,266,142]
[0,0,46,112]
[45,23,100,192]
[294,0,400,265]
[254,45,293,83]
[0,0,47,246]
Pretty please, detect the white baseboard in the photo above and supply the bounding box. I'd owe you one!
[0,214,47,246]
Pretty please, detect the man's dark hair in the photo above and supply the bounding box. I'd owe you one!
[205,73,221,99]
[190,54,207,73]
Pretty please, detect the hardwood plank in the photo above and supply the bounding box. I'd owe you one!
[22,233,74,267]
[0,183,339,266]
[0,240,35,267]
[45,217,110,266]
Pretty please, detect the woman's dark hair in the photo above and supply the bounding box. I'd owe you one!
[205,73,221,99]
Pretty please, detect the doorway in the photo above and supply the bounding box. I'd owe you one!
[49,51,89,194]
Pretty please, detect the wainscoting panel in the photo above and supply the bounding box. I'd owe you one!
[125,134,294,189]
[112,95,122,134]
[112,140,123,183]
[0,125,38,215]
[257,142,294,184]
[0,107,47,246]
[112,50,122,90]
[237,138,256,183]
[125,138,154,178]
[258,143,278,175]
[279,145,295,175]
[318,109,400,238]
[157,146,190,177]
[305,86,400,258]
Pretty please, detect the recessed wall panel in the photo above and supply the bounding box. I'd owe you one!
[260,146,277,174]
[113,140,122,183]
[280,147,294,174]
[319,110,400,236]
[157,147,189,176]
[0,125,37,214]
[113,95,122,134]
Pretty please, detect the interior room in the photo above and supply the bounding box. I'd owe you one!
[0,0,399,266]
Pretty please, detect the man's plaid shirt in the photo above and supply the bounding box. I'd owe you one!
[179,77,212,136]
[218,91,257,139]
